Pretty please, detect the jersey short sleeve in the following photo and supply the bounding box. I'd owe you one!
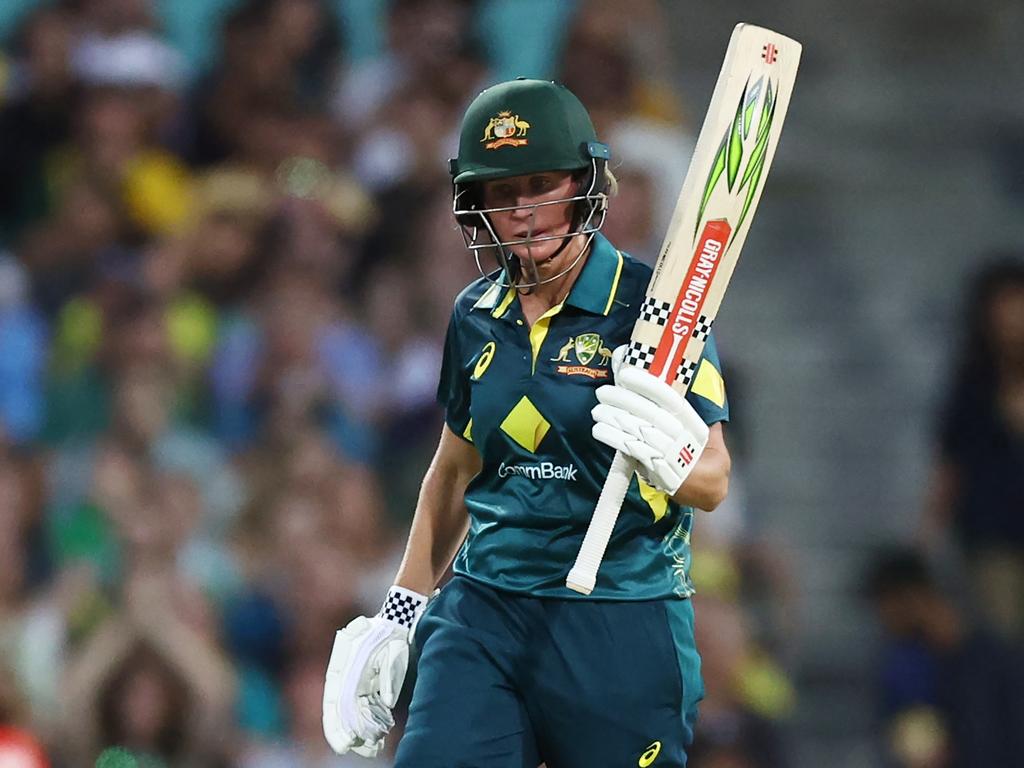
[436,308,472,441]
[685,332,729,426]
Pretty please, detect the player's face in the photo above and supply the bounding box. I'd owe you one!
[481,171,578,269]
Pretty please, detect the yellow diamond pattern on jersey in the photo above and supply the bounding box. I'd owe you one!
[637,477,669,522]
[500,396,550,453]
[691,358,726,408]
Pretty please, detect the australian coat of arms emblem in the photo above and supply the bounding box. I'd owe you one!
[481,111,530,149]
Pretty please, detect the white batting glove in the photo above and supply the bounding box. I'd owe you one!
[591,347,710,496]
[323,586,429,757]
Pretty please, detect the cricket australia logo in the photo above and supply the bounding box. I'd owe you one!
[481,110,530,149]
[549,332,612,379]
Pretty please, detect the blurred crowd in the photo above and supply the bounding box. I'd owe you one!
[864,257,1024,768]
[12,1,1020,767]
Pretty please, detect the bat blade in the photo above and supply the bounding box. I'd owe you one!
[628,23,801,392]
[567,23,801,595]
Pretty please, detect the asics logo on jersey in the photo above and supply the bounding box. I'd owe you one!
[497,461,578,481]
[638,741,661,766]
[473,341,496,379]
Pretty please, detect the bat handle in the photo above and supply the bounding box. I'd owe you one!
[566,451,635,594]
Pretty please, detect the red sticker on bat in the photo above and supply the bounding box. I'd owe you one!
[650,219,732,385]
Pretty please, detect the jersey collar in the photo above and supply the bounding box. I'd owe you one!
[564,232,624,316]
[471,233,624,319]
[472,278,515,317]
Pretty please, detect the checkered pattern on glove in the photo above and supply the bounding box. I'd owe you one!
[378,586,429,631]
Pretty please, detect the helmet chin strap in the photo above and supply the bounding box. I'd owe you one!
[514,231,586,295]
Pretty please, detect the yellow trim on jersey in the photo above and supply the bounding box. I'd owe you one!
[602,249,624,315]
[528,301,565,374]
[637,476,669,522]
[691,358,726,407]
[492,286,516,318]
[463,418,473,443]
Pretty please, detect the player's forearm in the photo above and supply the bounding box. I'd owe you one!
[671,442,730,510]
[394,429,477,595]
[394,466,470,594]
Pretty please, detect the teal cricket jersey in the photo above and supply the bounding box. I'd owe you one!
[437,233,730,600]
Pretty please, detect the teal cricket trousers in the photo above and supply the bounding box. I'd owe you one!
[394,575,703,768]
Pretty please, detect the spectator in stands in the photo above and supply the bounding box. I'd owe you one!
[924,256,1024,641]
[62,572,235,766]
[599,166,659,264]
[864,548,1024,768]
[224,476,385,764]
[351,80,461,195]
[18,172,126,321]
[331,0,479,133]
[210,247,383,458]
[0,257,47,445]
[72,0,189,157]
[360,264,443,518]
[188,0,342,168]
[261,0,342,109]
[558,0,694,241]
[0,455,72,743]
[187,2,294,168]
[690,590,790,768]
[0,5,79,246]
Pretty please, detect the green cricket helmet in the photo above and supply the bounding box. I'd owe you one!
[448,78,612,289]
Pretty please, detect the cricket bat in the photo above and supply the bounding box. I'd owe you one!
[566,23,802,595]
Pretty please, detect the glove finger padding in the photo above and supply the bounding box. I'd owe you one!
[611,344,628,377]
[364,692,395,731]
[592,421,661,475]
[634,421,679,459]
[615,367,710,447]
[352,734,385,759]
[323,714,356,756]
[590,402,662,442]
[617,367,697,418]
[611,344,704,432]
[591,402,676,476]
[378,636,410,708]
[593,388,687,440]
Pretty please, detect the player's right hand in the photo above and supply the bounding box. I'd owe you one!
[591,346,710,497]
[323,586,429,757]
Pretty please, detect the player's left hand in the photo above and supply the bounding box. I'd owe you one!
[591,347,709,496]
[322,586,428,758]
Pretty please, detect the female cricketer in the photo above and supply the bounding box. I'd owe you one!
[322,78,731,768]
